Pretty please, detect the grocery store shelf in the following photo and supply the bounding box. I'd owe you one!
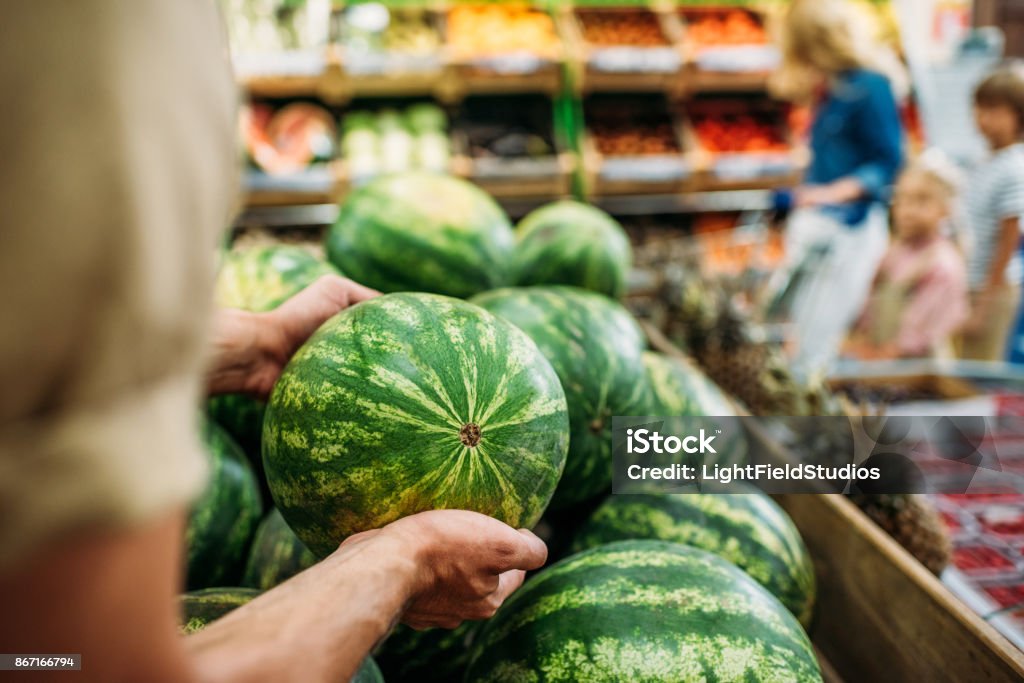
[594,189,773,215]
[233,188,776,230]
[234,203,339,229]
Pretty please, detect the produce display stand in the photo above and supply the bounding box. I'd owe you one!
[641,329,1024,680]
[234,1,803,210]
[780,493,1024,683]
[560,6,686,95]
[828,360,1024,652]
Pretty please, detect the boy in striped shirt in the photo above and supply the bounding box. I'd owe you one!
[961,67,1024,360]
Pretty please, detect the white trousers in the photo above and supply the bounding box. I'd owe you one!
[784,206,890,375]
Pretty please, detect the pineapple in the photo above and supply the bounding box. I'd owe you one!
[849,493,952,575]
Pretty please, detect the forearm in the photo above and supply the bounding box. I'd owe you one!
[187,535,421,683]
[825,176,867,203]
[985,218,1021,290]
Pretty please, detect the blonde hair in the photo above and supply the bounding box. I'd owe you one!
[903,149,964,199]
[899,149,971,252]
[770,0,908,102]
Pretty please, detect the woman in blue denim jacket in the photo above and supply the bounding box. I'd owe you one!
[770,0,906,373]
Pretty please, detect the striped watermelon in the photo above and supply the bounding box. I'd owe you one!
[180,587,260,634]
[465,540,822,682]
[241,508,318,590]
[641,351,748,466]
[375,622,479,683]
[325,172,514,298]
[350,658,385,683]
[186,422,264,590]
[263,292,569,557]
[571,492,816,627]
[214,244,341,312]
[512,200,632,299]
[180,588,383,682]
[471,286,647,511]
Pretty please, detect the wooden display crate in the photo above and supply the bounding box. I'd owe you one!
[645,329,1024,681]
[828,373,984,402]
[779,493,1024,682]
[583,95,693,196]
[678,7,778,73]
[444,3,565,99]
[243,160,347,207]
[338,8,447,99]
[451,145,574,199]
[238,48,346,103]
[680,96,807,191]
[561,6,686,94]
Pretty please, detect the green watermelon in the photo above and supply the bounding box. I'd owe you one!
[186,422,264,590]
[465,540,822,682]
[512,200,632,299]
[263,292,569,557]
[641,351,748,466]
[375,622,478,683]
[207,393,267,464]
[214,244,342,312]
[571,492,816,627]
[180,587,260,634]
[351,658,385,683]
[181,587,383,682]
[325,172,515,298]
[208,244,342,457]
[471,286,647,511]
[241,508,318,590]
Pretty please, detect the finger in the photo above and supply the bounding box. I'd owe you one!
[484,528,548,573]
[492,568,526,603]
[341,278,381,304]
[404,617,462,631]
[463,570,525,620]
[338,528,379,549]
[511,529,549,570]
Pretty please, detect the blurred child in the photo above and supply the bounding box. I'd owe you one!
[845,156,968,360]
[961,65,1024,360]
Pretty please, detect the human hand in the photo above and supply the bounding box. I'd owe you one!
[341,510,547,630]
[961,294,990,337]
[794,178,864,208]
[252,275,379,396]
[206,275,379,399]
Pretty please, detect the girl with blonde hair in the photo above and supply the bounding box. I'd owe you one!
[769,0,906,373]
[845,153,969,360]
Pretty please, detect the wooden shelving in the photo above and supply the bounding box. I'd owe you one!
[237,2,794,210]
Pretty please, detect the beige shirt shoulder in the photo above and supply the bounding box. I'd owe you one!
[0,1,239,569]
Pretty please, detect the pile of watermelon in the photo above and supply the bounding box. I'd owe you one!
[184,174,820,681]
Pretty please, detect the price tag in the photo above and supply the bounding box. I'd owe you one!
[712,153,793,180]
[244,166,335,193]
[233,50,327,79]
[474,156,561,180]
[695,45,780,73]
[468,52,546,75]
[590,47,681,74]
[601,156,689,182]
[345,51,442,76]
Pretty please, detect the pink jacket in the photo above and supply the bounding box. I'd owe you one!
[855,237,969,357]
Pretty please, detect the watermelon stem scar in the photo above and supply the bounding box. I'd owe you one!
[460,423,482,447]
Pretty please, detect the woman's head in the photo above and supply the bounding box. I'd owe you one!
[891,153,963,241]
[770,0,906,100]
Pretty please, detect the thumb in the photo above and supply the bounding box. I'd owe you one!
[274,276,374,352]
